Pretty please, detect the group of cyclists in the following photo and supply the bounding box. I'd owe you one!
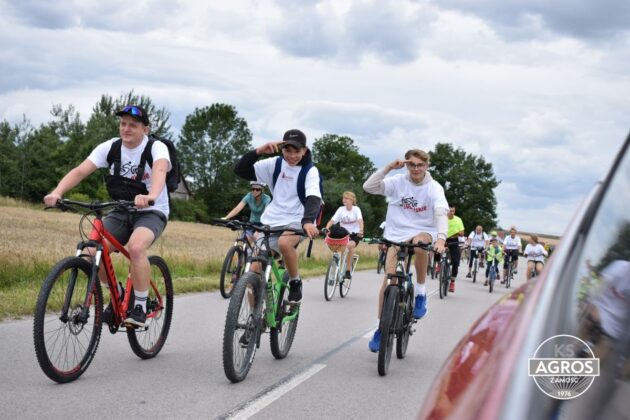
[42,104,549,365]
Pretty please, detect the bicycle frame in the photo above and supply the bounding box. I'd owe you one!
[66,202,164,327]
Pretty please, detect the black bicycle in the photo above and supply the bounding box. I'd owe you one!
[376,246,387,274]
[470,246,484,283]
[366,237,431,376]
[438,248,451,299]
[219,221,254,298]
[504,251,515,288]
[488,257,500,293]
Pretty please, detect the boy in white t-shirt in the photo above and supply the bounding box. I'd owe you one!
[363,149,448,352]
[234,129,322,303]
[43,105,171,328]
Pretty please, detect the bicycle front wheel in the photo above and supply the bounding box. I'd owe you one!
[489,269,495,293]
[33,257,103,383]
[439,263,449,299]
[378,285,399,376]
[472,259,478,283]
[270,273,300,359]
[127,256,174,359]
[223,272,263,383]
[324,255,339,301]
[220,245,245,299]
[396,288,414,359]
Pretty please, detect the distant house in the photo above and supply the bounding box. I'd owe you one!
[170,174,193,201]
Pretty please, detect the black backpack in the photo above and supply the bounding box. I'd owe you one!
[106,135,180,195]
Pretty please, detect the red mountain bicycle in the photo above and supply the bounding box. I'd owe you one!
[33,199,173,383]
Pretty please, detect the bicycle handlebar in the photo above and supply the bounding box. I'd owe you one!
[211,218,306,237]
[362,237,433,250]
[46,199,153,213]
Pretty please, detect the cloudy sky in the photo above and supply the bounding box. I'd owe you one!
[1,0,629,235]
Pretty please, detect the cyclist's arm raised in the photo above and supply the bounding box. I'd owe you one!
[44,159,98,207]
[363,159,408,195]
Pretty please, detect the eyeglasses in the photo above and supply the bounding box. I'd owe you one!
[406,162,426,169]
[121,106,143,117]
[251,188,262,192]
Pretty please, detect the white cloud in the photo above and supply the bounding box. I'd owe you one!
[1,0,629,235]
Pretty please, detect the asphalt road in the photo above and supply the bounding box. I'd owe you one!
[0,261,527,419]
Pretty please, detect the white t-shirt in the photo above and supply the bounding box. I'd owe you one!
[254,157,321,227]
[524,244,547,262]
[331,206,363,234]
[88,136,171,217]
[468,231,489,249]
[592,260,630,339]
[504,235,522,250]
[383,173,448,242]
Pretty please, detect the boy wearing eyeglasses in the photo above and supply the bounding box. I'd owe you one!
[43,105,171,328]
[234,129,322,303]
[363,149,448,352]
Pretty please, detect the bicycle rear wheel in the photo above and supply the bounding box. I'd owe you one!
[223,272,263,383]
[270,273,300,359]
[324,254,339,301]
[33,257,103,383]
[220,245,245,299]
[127,256,174,359]
[396,287,413,359]
[378,285,398,376]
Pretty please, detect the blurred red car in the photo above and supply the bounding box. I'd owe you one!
[419,133,630,420]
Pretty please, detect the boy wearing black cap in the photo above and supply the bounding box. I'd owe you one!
[44,105,171,327]
[234,129,322,303]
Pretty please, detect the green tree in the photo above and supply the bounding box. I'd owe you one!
[178,104,253,215]
[429,142,499,232]
[311,134,385,233]
[17,125,64,201]
[0,120,24,197]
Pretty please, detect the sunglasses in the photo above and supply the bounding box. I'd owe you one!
[251,188,262,192]
[121,106,143,117]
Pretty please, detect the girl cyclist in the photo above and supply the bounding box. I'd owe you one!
[323,191,364,280]
[502,226,522,283]
[524,234,548,280]
[224,181,272,244]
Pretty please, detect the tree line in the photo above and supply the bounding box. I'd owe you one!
[0,91,499,234]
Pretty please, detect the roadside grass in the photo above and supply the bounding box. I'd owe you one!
[0,203,379,320]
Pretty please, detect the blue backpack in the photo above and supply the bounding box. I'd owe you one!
[271,157,325,225]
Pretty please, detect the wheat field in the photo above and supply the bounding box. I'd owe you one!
[0,202,379,319]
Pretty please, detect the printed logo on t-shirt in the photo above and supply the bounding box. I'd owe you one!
[120,161,149,181]
[280,172,294,181]
[400,196,427,213]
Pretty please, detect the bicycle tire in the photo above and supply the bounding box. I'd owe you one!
[127,256,174,359]
[396,288,413,359]
[324,255,339,301]
[439,261,448,299]
[223,272,263,383]
[270,273,299,359]
[378,285,398,376]
[340,255,358,298]
[472,258,478,283]
[506,263,513,288]
[489,266,495,293]
[33,257,103,383]
[220,245,245,299]
[427,253,434,279]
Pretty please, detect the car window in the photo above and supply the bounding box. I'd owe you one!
[553,141,630,419]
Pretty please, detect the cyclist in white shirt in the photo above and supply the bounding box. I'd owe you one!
[466,225,489,278]
[363,149,448,352]
[324,191,364,280]
[502,226,522,282]
[233,129,322,303]
[524,234,548,280]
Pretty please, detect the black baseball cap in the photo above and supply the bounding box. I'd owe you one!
[115,105,150,126]
[282,129,307,149]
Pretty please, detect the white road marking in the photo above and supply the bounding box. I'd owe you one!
[224,363,327,419]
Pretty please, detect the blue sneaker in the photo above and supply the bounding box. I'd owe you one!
[413,294,427,319]
[368,329,381,352]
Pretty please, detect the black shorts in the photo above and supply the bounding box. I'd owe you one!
[349,233,362,246]
[503,249,519,268]
[103,210,167,245]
